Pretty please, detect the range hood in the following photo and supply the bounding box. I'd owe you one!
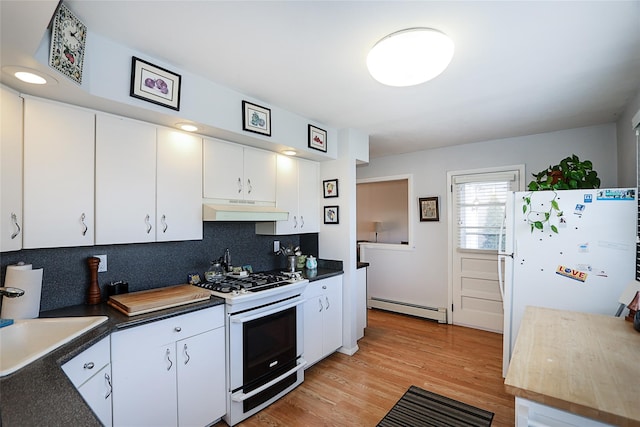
[203,204,289,222]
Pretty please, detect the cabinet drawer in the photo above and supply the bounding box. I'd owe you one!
[111,306,224,357]
[62,337,110,387]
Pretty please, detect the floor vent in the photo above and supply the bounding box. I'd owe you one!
[369,298,447,324]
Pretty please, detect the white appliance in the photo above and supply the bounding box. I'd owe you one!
[499,188,637,376]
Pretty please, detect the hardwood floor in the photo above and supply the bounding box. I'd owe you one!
[219,308,515,426]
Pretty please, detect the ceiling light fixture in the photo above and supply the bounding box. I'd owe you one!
[282,150,297,156]
[177,123,198,132]
[2,66,57,85]
[366,27,454,87]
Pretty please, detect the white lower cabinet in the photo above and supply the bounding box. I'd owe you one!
[303,275,343,367]
[62,337,112,427]
[110,306,225,427]
[515,397,614,427]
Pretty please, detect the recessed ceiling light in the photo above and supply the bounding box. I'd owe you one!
[367,28,454,87]
[15,71,47,84]
[282,150,297,156]
[2,66,57,85]
[177,123,198,132]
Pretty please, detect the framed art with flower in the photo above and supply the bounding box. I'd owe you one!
[324,206,339,224]
[130,56,181,111]
[323,179,339,198]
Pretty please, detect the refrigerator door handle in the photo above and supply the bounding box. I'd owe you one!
[498,255,505,301]
[497,213,513,257]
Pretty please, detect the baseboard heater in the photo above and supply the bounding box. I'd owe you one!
[369,297,447,324]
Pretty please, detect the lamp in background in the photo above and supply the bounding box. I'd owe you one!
[374,221,383,243]
[366,27,455,87]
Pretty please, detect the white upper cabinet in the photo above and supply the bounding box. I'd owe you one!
[96,116,202,244]
[203,138,276,204]
[0,86,23,252]
[156,128,203,241]
[256,155,319,235]
[95,114,157,244]
[23,97,95,249]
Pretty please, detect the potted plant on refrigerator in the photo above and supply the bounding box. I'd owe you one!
[523,154,601,233]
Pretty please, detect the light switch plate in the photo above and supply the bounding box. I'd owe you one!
[273,240,280,253]
[95,254,107,272]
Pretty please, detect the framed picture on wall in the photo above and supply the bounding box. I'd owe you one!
[242,101,271,136]
[419,197,439,222]
[308,125,327,152]
[324,206,339,224]
[130,56,182,110]
[323,179,339,198]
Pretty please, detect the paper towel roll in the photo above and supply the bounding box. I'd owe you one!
[1,263,43,319]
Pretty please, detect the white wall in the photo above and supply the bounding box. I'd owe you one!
[356,123,619,309]
[616,87,640,187]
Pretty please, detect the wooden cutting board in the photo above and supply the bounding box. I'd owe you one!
[108,284,211,316]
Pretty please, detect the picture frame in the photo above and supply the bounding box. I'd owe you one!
[324,206,339,224]
[242,101,272,136]
[419,197,439,222]
[130,56,181,111]
[308,124,327,152]
[323,179,339,198]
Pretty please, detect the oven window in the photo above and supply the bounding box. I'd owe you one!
[243,306,297,384]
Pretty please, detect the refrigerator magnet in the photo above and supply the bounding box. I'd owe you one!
[574,204,585,215]
[556,265,588,282]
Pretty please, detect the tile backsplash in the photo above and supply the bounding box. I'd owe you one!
[1,222,317,312]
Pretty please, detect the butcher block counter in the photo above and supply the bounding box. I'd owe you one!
[504,306,640,427]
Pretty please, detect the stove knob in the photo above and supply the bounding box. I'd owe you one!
[232,289,240,296]
[240,288,249,294]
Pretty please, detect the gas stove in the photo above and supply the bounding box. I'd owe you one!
[194,271,309,311]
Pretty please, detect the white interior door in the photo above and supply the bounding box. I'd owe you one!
[449,167,523,332]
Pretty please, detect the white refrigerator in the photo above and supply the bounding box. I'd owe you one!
[499,188,637,376]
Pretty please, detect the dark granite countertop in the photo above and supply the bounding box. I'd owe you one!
[0,265,343,426]
[0,296,224,426]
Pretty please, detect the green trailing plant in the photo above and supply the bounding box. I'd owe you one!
[527,154,601,191]
[523,155,600,233]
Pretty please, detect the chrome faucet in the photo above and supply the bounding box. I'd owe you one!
[0,287,25,316]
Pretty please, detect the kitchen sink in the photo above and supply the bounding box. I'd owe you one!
[0,316,108,377]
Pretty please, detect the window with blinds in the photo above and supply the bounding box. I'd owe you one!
[454,172,519,251]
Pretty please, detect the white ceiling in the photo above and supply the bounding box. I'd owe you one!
[2,1,640,159]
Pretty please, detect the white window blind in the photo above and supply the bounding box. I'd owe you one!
[454,172,519,250]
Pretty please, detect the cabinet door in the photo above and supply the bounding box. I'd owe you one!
[274,155,298,234]
[303,282,326,367]
[177,327,225,426]
[156,128,203,241]
[203,138,244,200]
[243,147,276,203]
[95,114,157,244]
[77,365,113,427]
[0,87,23,251]
[111,340,177,427]
[297,159,319,233]
[322,276,344,357]
[23,98,95,248]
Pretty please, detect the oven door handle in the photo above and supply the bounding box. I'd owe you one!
[230,299,303,324]
[230,358,307,403]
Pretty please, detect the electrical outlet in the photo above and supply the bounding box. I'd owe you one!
[95,254,107,272]
[273,240,280,253]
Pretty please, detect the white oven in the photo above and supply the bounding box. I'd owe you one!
[197,273,308,426]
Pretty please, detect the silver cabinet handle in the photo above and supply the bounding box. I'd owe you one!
[293,216,298,229]
[161,215,168,233]
[318,298,323,312]
[145,214,152,234]
[165,348,173,371]
[300,216,304,228]
[325,296,330,310]
[83,362,95,370]
[237,177,243,193]
[80,213,88,236]
[246,178,252,194]
[10,213,21,239]
[183,343,190,365]
[104,373,112,399]
[174,326,182,332]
